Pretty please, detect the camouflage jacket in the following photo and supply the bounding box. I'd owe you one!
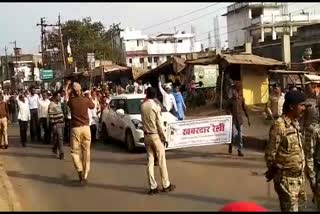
[265,115,305,172]
[303,123,320,187]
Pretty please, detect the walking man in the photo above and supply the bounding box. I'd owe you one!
[28,86,40,142]
[48,92,65,160]
[67,82,95,185]
[141,87,176,195]
[17,94,30,147]
[38,91,51,144]
[265,90,307,212]
[226,81,250,157]
[0,95,9,149]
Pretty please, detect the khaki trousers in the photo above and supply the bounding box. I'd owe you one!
[144,134,170,190]
[70,126,91,179]
[0,117,8,146]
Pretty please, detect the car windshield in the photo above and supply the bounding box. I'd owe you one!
[127,98,144,114]
[126,98,168,114]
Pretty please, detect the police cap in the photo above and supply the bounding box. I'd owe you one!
[284,90,306,105]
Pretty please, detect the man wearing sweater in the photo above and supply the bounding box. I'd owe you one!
[48,92,65,160]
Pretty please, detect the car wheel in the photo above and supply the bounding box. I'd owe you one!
[101,123,110,144]
[125,130,135,153]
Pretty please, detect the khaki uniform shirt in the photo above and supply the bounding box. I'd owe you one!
[141,99,166,142]
[265,115,305,172]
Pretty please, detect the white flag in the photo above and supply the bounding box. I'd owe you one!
[67,39,72,56]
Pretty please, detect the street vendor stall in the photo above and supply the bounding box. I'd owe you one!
[187,53,284,109]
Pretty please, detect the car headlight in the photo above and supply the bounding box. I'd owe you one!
[132,119,143,130]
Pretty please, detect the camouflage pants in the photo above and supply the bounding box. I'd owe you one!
[273,173,307,212]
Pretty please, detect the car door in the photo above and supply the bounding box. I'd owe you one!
[114,99,127,141]
[106,99,118,139]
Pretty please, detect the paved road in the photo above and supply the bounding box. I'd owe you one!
[0,124,314,211]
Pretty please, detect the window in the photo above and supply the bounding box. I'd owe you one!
[148,57,152,63]
[137,40,143,47]
[251,8,263,19]
[117,99,127,113]
[109,99,118,111]
[139,58,144,64]
[166,56,171,61]
[154,57,159,63]
[177,40,183,43]
[128,58,132,64]
[176,55,181,58]
[149,41,153,44]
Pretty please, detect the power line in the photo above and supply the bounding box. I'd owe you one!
[142,3,221,31]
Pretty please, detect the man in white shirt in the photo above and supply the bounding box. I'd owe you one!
[17,94,30,147]
[28,87,40,142]
[158,79,177,115]
[38,91,51,144]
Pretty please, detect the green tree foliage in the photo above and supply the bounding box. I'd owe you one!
[47,17,123,69]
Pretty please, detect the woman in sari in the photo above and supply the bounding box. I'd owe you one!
[173,86,186,120]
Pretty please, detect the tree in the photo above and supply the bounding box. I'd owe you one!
[46,17,124,69]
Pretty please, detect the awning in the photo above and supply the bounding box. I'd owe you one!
[186,53,284,66]
[305,74,320,83]
[135,56,186,80]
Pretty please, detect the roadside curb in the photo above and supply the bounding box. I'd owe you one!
[0,163,22,211]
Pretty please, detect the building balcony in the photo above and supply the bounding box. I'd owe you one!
[250,13,320,28]
[147,42,202,55]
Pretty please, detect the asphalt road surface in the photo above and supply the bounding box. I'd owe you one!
[0,124,315,211]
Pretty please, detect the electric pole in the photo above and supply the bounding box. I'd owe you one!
[37,15,66,84]
[4,46,8,81]
[37,17,46,67]
[214,16,221,50]
[58,13,66,84]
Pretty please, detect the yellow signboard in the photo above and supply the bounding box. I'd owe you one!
[67,57,73,64]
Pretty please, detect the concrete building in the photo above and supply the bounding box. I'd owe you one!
[0,53,42,88]
[120,28,202,70]
[224,2,320,50]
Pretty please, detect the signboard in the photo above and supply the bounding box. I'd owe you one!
[67,57,73,64]
[40,69,53,80]
[194,64,218,88]
[87,53,95,70]
[166,115,232,150]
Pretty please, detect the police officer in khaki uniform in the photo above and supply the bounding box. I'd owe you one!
[141,87,176,195]
[265,90,307,212]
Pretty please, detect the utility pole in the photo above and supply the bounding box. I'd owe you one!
[37,15,66,84]
[208,32,212,50]
[9,41,18,90]
[4,46,8,81]
[58,13,66,85]
[37,17,46,68]
[214,16,221,50]
[281,3,291,69]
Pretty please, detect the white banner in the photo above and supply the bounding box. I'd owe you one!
[166,115,232,150]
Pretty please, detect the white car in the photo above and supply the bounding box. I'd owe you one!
[100,94,177,152]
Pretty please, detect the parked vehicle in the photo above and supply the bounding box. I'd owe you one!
[100,94,177,152]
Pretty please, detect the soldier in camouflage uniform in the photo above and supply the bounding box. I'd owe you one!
[302,82,320,201]
[265,90,307,212]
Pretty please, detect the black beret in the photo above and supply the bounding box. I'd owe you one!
[284,91,306,105]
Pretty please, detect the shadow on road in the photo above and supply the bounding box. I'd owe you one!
[7,170,232,205]
[2,151,54,159]
[183,159,265,169]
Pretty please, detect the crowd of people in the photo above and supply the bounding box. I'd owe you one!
[0,77,190,188]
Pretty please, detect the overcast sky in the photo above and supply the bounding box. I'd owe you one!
[0,2,318,56]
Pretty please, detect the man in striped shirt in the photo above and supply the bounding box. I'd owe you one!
[48,92,65,160]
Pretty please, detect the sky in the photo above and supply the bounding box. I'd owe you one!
[0,2,318,56]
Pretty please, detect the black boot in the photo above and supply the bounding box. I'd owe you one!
[59,153,64,160]
[228,144,232,154]
[78,171,83,183]
[238,150,244,157]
